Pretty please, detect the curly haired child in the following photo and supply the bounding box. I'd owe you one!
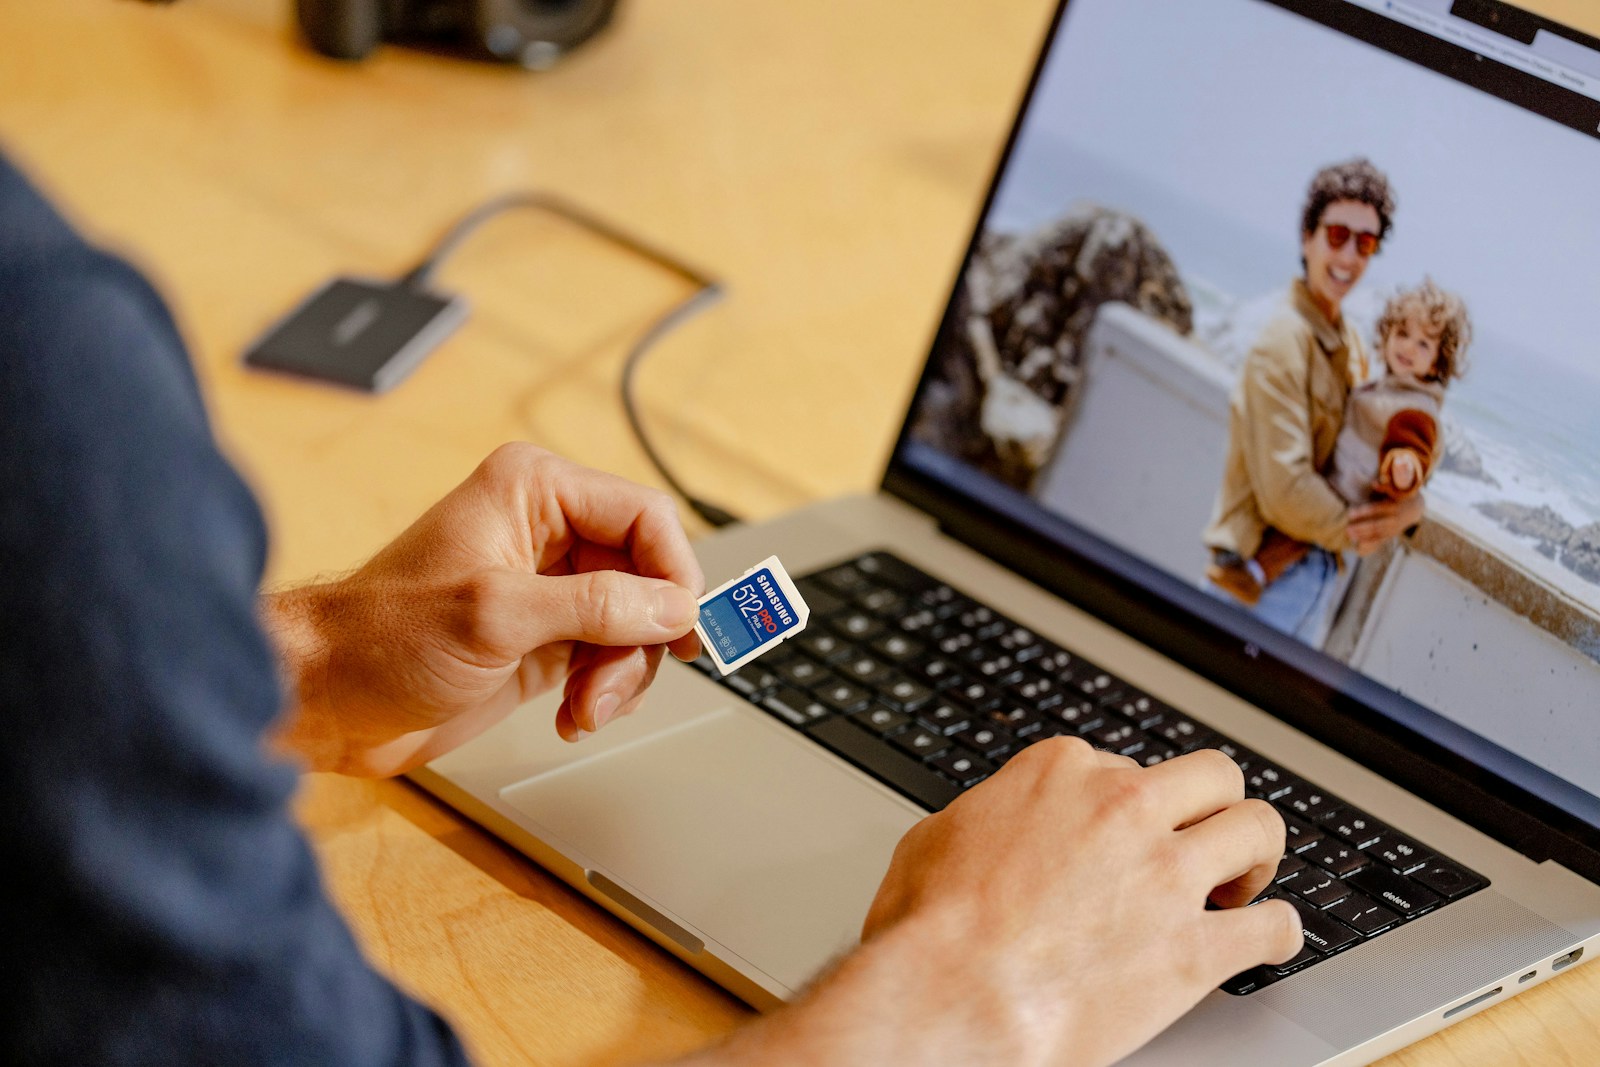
[1209,279,1472,606]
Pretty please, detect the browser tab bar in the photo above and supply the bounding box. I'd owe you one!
[1536,28,1600,80]
[1340,0,1600,103]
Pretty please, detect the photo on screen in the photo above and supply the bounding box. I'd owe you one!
[907,0,1600,794]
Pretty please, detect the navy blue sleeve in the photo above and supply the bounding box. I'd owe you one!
[0,156,471,1066]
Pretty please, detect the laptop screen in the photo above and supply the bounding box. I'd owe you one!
[892,0,1600,833]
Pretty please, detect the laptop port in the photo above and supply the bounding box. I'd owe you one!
[1443,986,1503,1019]
[1553,947,1584,971]
[1518,970,1537,984]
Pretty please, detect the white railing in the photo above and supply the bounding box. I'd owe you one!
[1033,303,1600,730]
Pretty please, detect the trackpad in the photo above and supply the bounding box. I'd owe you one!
[498,708,922,993]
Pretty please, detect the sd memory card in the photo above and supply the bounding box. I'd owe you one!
[694,556,809,674]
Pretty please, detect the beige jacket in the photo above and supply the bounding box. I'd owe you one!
[1204,280,1369,559]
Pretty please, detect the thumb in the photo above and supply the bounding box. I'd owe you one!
[517,570,699,648]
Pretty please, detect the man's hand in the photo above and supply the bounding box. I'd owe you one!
[1348,492,1425,556]
[264,444,705,777]
[863,741,1299,1066]
[684,740,1300,1067]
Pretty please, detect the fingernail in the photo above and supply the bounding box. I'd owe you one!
[594,692,621,731]
[654,586,696,632]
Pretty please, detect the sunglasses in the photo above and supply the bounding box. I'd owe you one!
[1321,222,1382,257]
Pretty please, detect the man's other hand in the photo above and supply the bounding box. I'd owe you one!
[264,444,705,777]
[1348,492,1425,556]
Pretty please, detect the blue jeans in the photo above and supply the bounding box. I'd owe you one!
[1209,547,1347,648]
[1252,547,1347,647]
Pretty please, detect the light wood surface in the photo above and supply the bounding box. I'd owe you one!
[4,1,1599,1064]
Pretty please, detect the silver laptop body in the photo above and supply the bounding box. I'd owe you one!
[415,2,1600,1062]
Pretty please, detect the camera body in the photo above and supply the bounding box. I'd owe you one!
[297,0,619,68]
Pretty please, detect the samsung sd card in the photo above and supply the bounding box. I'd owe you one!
[694,556,809,675]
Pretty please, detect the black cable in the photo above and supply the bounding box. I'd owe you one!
[402,192,742,527]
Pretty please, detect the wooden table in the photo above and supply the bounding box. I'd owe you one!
[5,1,1599,1063]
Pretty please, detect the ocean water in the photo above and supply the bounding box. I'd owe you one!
[1446,345,1600,526]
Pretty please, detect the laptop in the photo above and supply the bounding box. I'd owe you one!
[413,0,1600,1062]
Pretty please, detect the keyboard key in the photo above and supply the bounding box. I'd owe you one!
[725,669,779,698]
[832,611,886,642]
[1137,740,1180,766]
[996,626,1042,659]
[880,675,935,712]
[850,705,911,736]
[1072,671,1119,701]
[1288,896,1360,954]
[1222,966,1278,995]
[1087,721,1139,752]
[776,657,830,689]
[955,606,1007,640]
[1274,854,1309,884]
[1281,788,1336,820]
[806,716,961,812]
[1032,648,1075,676]
[1052,699,1104,734]
[898,607,940,634]
[952,679,1002,712]
[955,724,1013,759]
[855,551,941,594]
[935,631,977,656]
[1292,871,1351,909]
[1272,943,1323,976]
[1246,763,1293,801]
[928,590,971,620]
[1281,814,1326,854]
[1265,780,1310,813]
[1007,673,1065,711]
[1363,833,1432,874]
[856,586,908,617]
[1108,694,1166,730]
[817,680,872,713]
[930,749,994,787]
[917,703,971,736]
[1411,861,1484,900]
[872,633,925,664]
[968,650,1023,684]
[815,563,871,595]
[1325,811,1386,850]
[1345,864,1442,918]
[792,580,847,618]
[1305,841,1369,877]
[1213,740,1255,771]
[796,630,851,664]
[1155,715,1215,751]
[891,727,951,761]
[987,706,1044,737]
[761,686,829,727]
[842,655,896,688]
[1328,893,1400,936]
[908,656,961,687]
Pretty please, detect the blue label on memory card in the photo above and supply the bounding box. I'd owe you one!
[697,567,801,664]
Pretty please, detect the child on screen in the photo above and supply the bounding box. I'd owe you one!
[1209,279,1472,606]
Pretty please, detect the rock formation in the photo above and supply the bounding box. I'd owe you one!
[1438,418,1497,486]
[911,204,1193,489]
[1474,501,1600,590]
[1563,523,1600,586]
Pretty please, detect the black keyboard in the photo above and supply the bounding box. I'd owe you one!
[687,550,1489,995]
